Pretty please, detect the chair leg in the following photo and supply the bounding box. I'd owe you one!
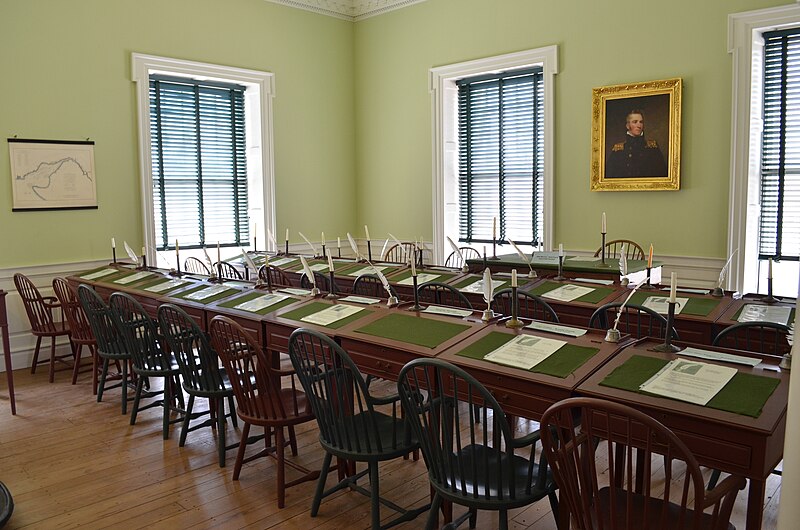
[91,346,99,395]
[162,376,171,440]
[707,469,722,490]
[232,422,250,481]
[48,336,57,383]
[120,361,128,415]
[173,376,185,409]
[499,509,509,530]
[227,395,238,429]
[311,452,332,517]
[369,461,381,530]
[130,376,144,426]
[97,358,110,403]
[179,395,194,447]
[71,344,83,385]
[277,427,286,508]
[217,397,226,467]
[288,425,298,456]
[425,492,442,530]
[30,336,42,374]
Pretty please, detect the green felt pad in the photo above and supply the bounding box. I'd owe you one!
[629,292,720,317]
[170,285,240,304]
[278,302,369,329]
[391,269,455,283]
[456,331,599,378]
[599,354,780,418]
[452,277,513,291]
[527,281,615,304]
[732,304,795,325]
[216,292,297,315]
[354,313,470,349]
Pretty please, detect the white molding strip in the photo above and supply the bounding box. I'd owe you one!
[264,0,428,21]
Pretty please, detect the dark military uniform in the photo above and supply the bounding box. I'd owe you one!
[605,135,667,178]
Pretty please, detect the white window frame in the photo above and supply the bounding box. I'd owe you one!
[131,53,276,260]
[727,4,800,293]
[429,46,558,264]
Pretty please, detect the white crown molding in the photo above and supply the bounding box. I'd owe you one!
[264,0,428,21]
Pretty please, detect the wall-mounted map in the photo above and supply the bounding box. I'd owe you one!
[9,139,97,210]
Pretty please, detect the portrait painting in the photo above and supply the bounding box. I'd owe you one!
[590,78,682,191]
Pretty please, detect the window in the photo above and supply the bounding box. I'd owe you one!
[132,54,276,261]
[456,67,543,246]
[149,75,249,250]
[430,46,557,264]
[728,7,800,297]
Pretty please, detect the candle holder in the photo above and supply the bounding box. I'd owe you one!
[640,267,657,290]
[140,254,148,271]
[367,240,373,262]
[483,249,488,270]
[322,244,327,259]
[763,277,780,304]
[253,236,257,252]
[338,247,342,258]
[490,239,500,260]
[553,256,566,281]
[112,247,117,264]
[325,271,339,299]
[174,259,182,278]
[505,286,524,328]
[653,301,681,353]
[411,275,422,311]
[284,240,289,256]
[599,232,610,267]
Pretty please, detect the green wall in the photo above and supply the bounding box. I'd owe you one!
[353,0,787,258]
[0,0,355,268]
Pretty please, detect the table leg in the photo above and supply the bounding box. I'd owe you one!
[1,324,14,415]
[745,478,765,530]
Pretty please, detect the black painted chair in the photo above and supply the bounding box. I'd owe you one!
[417,282,473,309]
[352,273,396,299]
[288,328,429,530]
[214,261,244,280]
[397,358,559,530]
[589,302,679,340]
[383,242,420,265]
[712,321,792,357]
[300,271,330,292]
[184,257,211,275]
[444,246,480,268]
[157,303,238,467]
[258,264,292,288]
[492,288,560,322]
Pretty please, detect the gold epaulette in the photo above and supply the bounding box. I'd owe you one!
[646,139,659,148]
[612,142,625,152]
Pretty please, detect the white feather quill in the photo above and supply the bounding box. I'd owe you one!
[370,265,394,298]
[387,233,405,261]
[267,229,278,250]
[123,241,138,264]
[299,255,316,287]
[619,244,628,276]
[482,267,494,307]
[380,238,390,260]
[202,247,215,274]
[239,247,258,275]
[507,239,534,274]
[717,248,739,288]
[298,232,320,256]
[612,283,641,331]
[447,236,464,264]
[346,232,361,260]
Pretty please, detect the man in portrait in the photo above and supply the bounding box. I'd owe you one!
[606,109,667,178]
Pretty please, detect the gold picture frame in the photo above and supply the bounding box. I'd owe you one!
[590,78,681,191]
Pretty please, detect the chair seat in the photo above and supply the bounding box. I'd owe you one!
[322,410,417,461]
[32,322,71,337]
[182,368,236,398]
[138,354,181,374]
[438,444,553,506]
[597,481,736,530]
[244,387,313,426]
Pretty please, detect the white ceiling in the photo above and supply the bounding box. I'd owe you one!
[265,0,428,21]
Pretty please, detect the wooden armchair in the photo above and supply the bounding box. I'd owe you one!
[594,239,646,260]
[52,278,98,391]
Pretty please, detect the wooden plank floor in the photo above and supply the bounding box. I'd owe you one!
[0,368,782,529]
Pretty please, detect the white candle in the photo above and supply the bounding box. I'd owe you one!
[411,255,417,277]
[141,246,145,257]
[602,212,607,233]
[492,217,497,241]
[321,232,325,245]
[669,272,677,303]
[511,269,518,288]
[111,237,116,249]
[327,253,335,273]
[768,258,773,280]
[337,236,341,249]
[175,239,180,265]
[558,243,564,257]
[285,228,289,242]
[364,225,370,241]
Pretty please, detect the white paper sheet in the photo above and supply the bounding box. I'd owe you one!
[525,321,587,337]
[736,304,792,325]
[567,256,601,262]
[458,278,506,294]
[300,304,363,326]
[234,294,289,312]
[278,288,312,296]
[269,257,296,267]
[642,296,690,315]
[339,295,381,305]
[639,359,737,406]
[678,347,761,367]
[660,286,710,295]
[397,273,441,286]
[348,266,388,277]
[541,284,595,302]
[573,277,615,286]
[531,252,560,264]
[183,284,231,301]
[421,306,473,318]
[80,268,119,280]
[114,271,152,285]
[484,334,566,370]
[145,279,189,293]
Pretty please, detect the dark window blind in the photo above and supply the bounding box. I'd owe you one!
[759,28,800,261]
[149,75,249,251]
[457,67,543,246]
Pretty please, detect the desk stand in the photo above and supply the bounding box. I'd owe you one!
[600,232,610,267]
[554,256,565,281]
[640,267,657,290]
[505,286,523,328]
[0,291,16,415]
[653,301,680,353]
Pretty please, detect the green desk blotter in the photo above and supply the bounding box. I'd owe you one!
[527,281,615,304]
[101,270,159,286]
[354,313,470,349]
[456,331,599,378]
[732,304,795,325]
[392,269,456,284]
[131,276,190,294]
[629,292,720,317]
[216,291,297,315]
[278,301,369,329]
[170,284,240,304]
[452,276,513,291]
[599,354,780,418]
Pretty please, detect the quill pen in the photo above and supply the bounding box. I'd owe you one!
[483,267,494,306]
[619,245,628,276]
[124,241,138,264]
[298,232,320,256]
[267,229,278,250]
[202,247,215,274]
[380,238,390,260]
[299,255,316,287]
[346,232,361,260]
[717,248,739,288]
[507,239,534,275]
[371,265,394,298]
[239,247,258,275]
[387,233,405,261]
[612,283,641,332]
[447,236,464,263]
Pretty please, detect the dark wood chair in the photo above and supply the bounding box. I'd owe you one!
[109,292,184,439]
[541,397,745,530]
[593,239,646,260]
[383,242,420,265]
[712,321,792,357]
[13,273,73,383]
[589,302,679,341]
[184,256,211,275]
[443,246,480,268]
[300,271,330,292]
[397,358,558,530]
[77,284,134,413]
[52,278,99,392]
[214,261,244,280]
[258,265,292,288]
[352,273,396,298]
[287,328,429,530]
[157,303,238,467]
[417,282,473,309]
[209,316,318,508]
[492,288,559,322]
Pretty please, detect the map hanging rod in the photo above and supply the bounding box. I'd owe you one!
[8,137,94,145]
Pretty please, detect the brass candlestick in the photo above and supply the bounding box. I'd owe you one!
[653,301,681,353]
